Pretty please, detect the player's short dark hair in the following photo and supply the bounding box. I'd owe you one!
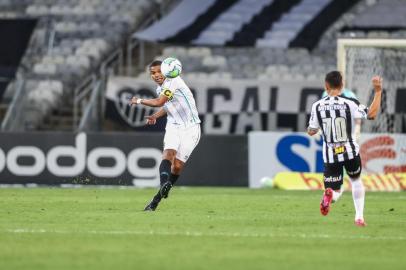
[149,60,162,69]
[325,71,343,89]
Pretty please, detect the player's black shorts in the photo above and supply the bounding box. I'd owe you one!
[323,155,362,190]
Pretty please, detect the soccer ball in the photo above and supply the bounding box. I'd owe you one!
[161,57,182,78]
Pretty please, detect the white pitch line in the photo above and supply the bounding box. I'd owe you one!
[3,228,406,241]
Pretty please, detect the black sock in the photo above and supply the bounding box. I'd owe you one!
[170,174,180,185]
[153,191,162,202]
[159,159,172,185]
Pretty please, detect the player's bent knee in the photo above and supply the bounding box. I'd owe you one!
[347,169,361,180]
[349,175,361,182]
[348,173,361,180]
[173,163,182,172]
[172,160,184,174]
[162,149,177,161]
[172,167,182,175]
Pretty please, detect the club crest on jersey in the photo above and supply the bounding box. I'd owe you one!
[162,88,174,101]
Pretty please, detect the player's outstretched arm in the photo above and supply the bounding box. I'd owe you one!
[130,95,168,108]
[367,76,383,120]
[145,108,167,125]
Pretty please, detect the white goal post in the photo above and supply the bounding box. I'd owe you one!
[336,38,406,133]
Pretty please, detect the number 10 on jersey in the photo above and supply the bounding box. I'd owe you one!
[322,117,348,142]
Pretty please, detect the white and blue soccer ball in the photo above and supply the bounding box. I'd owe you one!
[161,57,182,78]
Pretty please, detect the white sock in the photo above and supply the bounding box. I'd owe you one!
[351,178,365,220]
[332,189,343,202]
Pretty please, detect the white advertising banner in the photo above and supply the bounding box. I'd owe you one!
[249,131,406,188]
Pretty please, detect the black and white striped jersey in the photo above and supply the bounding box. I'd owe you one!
[308,95,369,164]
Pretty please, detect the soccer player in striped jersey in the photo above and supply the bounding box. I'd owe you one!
[130,60,201,211]
[307,71,382,226]
[322,88,362,142]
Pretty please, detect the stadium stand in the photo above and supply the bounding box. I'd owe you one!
[347,0,406,29]
[142,46,329,81]
[1,0,405,132]
[317,0,406,57]
[164,0,238,44]
[289,0,360,50]
[227,0,301,47]
[192,0,272,46]
[136,0,406,82]
[256,0,333,48]
[0,0,173,131]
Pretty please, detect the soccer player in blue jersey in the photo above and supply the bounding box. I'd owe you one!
[130,60,201,211]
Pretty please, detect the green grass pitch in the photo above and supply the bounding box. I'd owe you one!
[0,187,405,270]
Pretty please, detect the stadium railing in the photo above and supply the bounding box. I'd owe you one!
[1,75,26,131]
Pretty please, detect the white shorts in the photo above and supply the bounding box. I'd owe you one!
[163,123,201,162]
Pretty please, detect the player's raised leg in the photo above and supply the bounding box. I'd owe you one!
[320,188,333,216]
[144,191,161,211]
[159,150,176,198]
[161,124,200,199]
[144,149,176,211]
[321,186,343,215]
[158,158,184,199]
[170,159,183,183]
[321,162,343,216]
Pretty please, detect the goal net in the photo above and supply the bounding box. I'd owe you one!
[337,39,406,174]
[337,39,406,133]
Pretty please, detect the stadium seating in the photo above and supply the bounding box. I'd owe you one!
[154,46,333,81]
[0,0,169,130]
[193,0,272,46]
[350,0,406,28]
[257,0,332,48]
[316,0,406,56]
[1,0,406,131]
[153,0,406,83]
